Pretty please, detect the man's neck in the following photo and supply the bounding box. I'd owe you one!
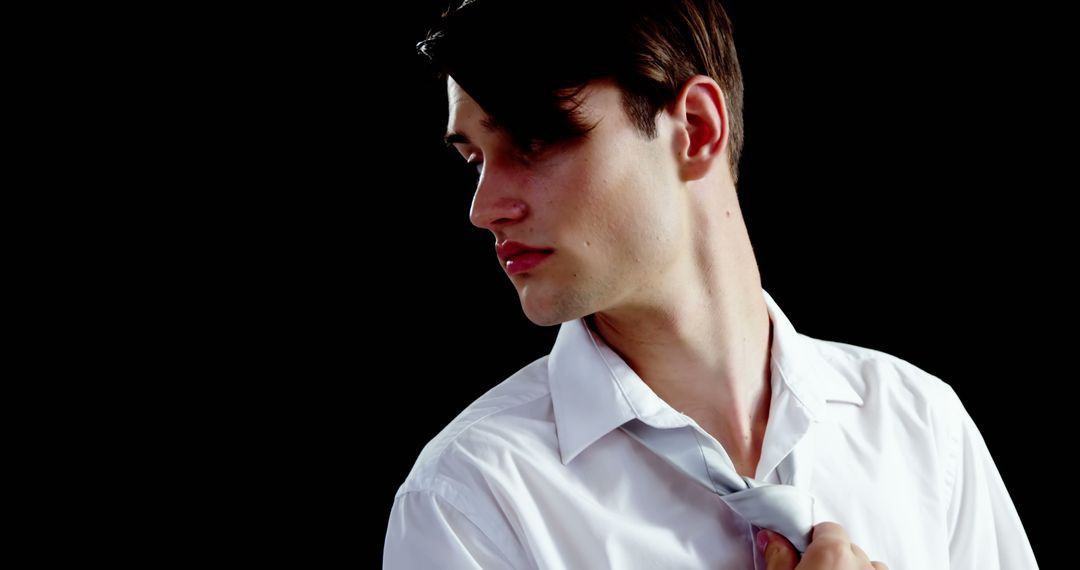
[585,204,773,477]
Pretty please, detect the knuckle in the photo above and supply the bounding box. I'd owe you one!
[817,540,852,562]
[765,542,794,563]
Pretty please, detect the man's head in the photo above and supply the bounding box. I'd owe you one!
[419,1,747,327]
[419,0,744,184]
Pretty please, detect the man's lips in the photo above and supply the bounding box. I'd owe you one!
[496,240,555,275]
[504,250,553,275]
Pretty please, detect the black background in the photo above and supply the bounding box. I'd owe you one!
[250,2,1066,566]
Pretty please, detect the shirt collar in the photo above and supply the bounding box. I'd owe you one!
[761,289,865,418]
[548,288,864,465]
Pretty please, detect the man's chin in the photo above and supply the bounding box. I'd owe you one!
[526,317,560,327]
[519,292,588,328]
[520,304,564,327]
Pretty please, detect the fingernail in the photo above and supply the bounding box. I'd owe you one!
[756,530,769,550]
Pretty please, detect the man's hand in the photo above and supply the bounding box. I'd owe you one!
[757,522,888,570]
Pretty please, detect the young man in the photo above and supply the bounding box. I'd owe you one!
[385,1,1037,568]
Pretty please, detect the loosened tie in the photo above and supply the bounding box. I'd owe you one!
[621,418,814,552]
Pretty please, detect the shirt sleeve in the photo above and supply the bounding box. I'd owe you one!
[943,386,1039,569]
[383,489,519,570]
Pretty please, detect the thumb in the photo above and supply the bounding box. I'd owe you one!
[758,529,799,570]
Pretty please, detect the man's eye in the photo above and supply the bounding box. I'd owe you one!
[467,160,483,176]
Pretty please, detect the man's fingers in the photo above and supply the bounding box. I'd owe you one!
[794,521,889,569]
[759,530,799,570]
[852,542,890,569]
[849,542,871,562]
[809,521,850,544]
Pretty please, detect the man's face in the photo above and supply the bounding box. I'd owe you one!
[447,77,685,326]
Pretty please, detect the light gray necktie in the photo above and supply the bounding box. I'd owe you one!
[621,419,814,552]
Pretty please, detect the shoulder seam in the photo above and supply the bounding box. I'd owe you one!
[394,488,522,567]
[399,386,551,494]
[939,383,963,509]
[440,389,550,456]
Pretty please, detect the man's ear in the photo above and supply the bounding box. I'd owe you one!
[670,76,728,182]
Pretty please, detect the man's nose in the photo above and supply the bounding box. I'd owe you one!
[469,167,528,230]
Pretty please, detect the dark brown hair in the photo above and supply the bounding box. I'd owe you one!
[418,0,745,185]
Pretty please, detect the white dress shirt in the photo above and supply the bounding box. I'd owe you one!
[384,289,1037,569]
